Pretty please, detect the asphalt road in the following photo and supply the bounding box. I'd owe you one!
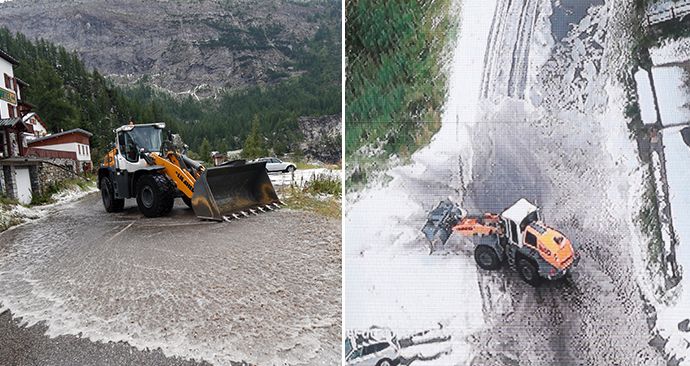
[0,193,341,366]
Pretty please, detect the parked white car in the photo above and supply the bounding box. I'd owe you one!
[255,157,296,173]
[345,330,401,366]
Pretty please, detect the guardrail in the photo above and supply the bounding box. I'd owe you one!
[646,1,690,25]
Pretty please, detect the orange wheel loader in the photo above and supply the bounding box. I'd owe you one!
[422,198,579,285]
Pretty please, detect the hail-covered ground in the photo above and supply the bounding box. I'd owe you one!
[345,0,669,364]
[637,37,690,364]
[0,172,341,365]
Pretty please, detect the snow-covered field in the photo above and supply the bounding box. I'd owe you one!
[635,69,657,125]
[652,66,690,125]
[656,126,690,362]
[652,37,690,66]
[345,0,496,362]
[636,36,690,364]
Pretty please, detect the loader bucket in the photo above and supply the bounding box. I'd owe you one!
[421,200,465,253]
[191,161,280,221]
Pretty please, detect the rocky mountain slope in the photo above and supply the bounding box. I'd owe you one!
[0,0,338,97]
[298,114,341,163]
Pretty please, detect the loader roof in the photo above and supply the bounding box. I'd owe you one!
[501,198,538,224]
[115,122,166,133]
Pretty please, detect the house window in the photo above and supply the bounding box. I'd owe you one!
[4,74,10,89]
[8,105,14,118]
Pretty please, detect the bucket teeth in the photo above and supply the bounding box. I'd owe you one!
[249,209,258,215]
[257,207,266,213]
[241,211,249,217]
[264,205,274,211]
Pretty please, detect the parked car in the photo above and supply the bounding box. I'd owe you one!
[255,157,296,173]
[345,330,401,366]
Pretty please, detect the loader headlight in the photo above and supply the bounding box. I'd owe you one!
[155,122,166,129]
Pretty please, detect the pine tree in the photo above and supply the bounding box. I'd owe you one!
[199,138,212,162]
[242,115,268,159]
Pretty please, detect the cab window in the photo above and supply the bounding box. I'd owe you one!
[118,132,139,162]
[347,348,363,361]
[525,231,537,247]
[507,220,518,244]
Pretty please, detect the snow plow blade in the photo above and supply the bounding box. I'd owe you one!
[421,200,465,253]
[191,161,281,221]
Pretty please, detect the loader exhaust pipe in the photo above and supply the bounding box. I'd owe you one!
[191,161,280,221]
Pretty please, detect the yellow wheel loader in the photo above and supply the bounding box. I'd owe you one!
[98,123,281,221]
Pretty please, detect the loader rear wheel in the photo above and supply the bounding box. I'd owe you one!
[136,174,175,218]
[377,359,394,366]
[474,245,501,270]
[100,176,124,213]
[517,257,541,286]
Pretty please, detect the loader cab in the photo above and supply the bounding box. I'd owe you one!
[500,199,541,247]
[114,123,165,171]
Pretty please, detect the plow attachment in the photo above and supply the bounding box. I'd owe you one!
[191,161,281,221]
[421,200,465,253]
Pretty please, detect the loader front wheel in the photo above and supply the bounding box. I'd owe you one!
[474,245,501,270]
[136,174,175,218]
[100,176,124,213]
[517,257,541,286]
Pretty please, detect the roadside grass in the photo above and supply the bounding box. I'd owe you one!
[0,194,18,206]
[283,189,341,219]
[636,168,665,271]
[345,0,457,189]
[0,215,23,233]
[296,161,323,170]
[282,174,341,219]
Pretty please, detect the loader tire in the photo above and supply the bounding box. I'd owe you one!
[100,176,124,213]
[377,359,394,366]
[517,257,541,286]
[136,174,175,218]
[182,196,193,209]
[474,245,501,270]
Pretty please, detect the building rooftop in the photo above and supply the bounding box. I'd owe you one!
[0,117,22,127]
[0,49,19,66]
[28,128,93,144]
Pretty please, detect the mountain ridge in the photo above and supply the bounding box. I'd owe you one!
[0,0,339,97]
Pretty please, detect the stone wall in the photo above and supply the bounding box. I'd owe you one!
[1,165,16,199]
[0,158,79,202]
[36,159,77,193]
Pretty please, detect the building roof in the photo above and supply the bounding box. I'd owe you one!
[0,49,18,66]
[28,128,93,144]
[22,112,47,130]
[0,117,23,127]
[501,198,538,224]
[15,77,29,87]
